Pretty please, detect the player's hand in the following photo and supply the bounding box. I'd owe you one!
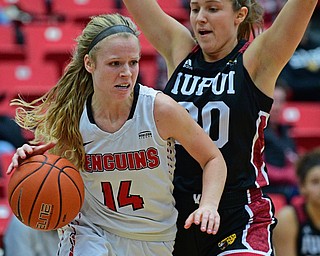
[6,142,56,175]
[184,205,220,235]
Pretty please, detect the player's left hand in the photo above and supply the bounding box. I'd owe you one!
[184,206,220,235]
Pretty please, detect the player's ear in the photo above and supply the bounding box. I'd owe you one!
[235,6,248,25]
[84,54,94,73]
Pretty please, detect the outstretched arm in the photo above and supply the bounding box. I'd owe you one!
[244,0,318,98]
[154,93,227,234]
[122,0,195,76]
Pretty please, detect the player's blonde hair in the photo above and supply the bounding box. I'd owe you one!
[11,13,139,170]
[232,0,264,40]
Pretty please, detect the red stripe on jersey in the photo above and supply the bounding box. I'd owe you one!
[191,44,200,54]
[239,41,250,53]
[252,113,269,187]
[218,252,270,255]
[242,195,274,255]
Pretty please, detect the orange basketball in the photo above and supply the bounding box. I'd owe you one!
[7,154,84,231]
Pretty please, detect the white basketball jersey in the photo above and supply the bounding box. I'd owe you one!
[79,84,177,241]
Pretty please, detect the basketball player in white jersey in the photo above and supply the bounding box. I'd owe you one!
[6,13,227,255]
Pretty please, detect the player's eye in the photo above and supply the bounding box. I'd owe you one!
[209,7,218,12]
[110,61,121,66]
[130,60,139,66]
[191,7,199,13]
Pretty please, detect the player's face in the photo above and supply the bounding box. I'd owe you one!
[269,87,286,123]
[300,166,320,207]
[86,34,140,101]
[189,0,245,61]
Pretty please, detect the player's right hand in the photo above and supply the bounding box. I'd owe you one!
[6,142,56,175]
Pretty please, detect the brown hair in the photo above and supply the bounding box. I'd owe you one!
[296,147,320,184]
[10,13,139,169]
[232,0,264,40]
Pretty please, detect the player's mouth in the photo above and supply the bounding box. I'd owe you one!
[198,29,212,36]
[115,83,130,89]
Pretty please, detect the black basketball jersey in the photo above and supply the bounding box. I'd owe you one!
[164,40,273,194]
[293,198,320,256]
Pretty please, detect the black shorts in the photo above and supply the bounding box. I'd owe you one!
[173,188,277,256]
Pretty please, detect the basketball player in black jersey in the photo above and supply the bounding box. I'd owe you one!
[274,148,320,256]
[122,0,318,255]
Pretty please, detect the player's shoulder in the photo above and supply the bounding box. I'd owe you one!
[156,91,179,107]
[138,84,174,105]
[138,83,160,95]
[277,205,297,224]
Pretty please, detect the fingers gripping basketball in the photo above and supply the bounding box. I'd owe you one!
[7,154,84,231]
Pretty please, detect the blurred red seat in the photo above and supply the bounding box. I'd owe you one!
[139,33,157,60]
[290,195,304,206]
[0,25,26,61]
[53,0,118,25]
[268,193,287,216]
[120,0,188,24]
[0,0,47,15]
[0,61,59,103]
[156,0,188,23]
[139,58,158,88]
[282,102,320,152]
[23,22,82,75]
[0,91,16,118]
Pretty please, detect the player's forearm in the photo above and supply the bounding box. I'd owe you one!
[200,159,227,209]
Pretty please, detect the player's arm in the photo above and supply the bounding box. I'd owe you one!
[244,0,318,98]
[122,0,195,76]
[154,92,227,234]
[273,206,298,256]
[6,142,56,174]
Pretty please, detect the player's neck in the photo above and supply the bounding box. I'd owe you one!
[306,202,320,229]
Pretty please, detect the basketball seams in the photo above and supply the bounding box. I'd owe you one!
[8,156,61,200]
[8,162,47,204]
[51,166,84,230]
[53,169,63,230]
[28,161,59,226]
[60,166,84,203]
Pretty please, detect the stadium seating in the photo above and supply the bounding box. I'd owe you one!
[0,25,26,61]
[0,0,48,16]
[0,61,59,104]
[136,32,158,87]
[290,194,304,206]
[0,0,117,19]
[23,22,83,75]
[267,193,287,216]
[156,0,189,23]
[52,0,118,25]
[139,57,158,88]
[120,0,189,24]
[139,33,157,60]
[282,102,320,152]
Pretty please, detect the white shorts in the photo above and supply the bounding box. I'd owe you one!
[57,213,174,256]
